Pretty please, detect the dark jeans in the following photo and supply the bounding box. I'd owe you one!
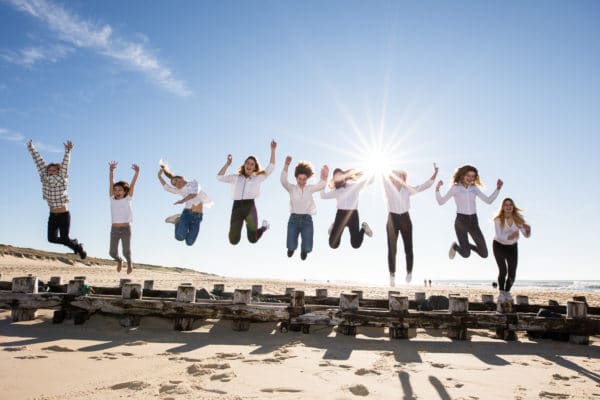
[329,209,365,249]
[175,209,203,246]
[386,212,413,274]
[47,211,80,252]
[287,214,314,253]
[453,213,488,258]
[229,199,266,245]
[493,240,518,291]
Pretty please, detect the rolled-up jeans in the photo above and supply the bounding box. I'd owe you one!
[175,208,203,246]
[286,213,314,253]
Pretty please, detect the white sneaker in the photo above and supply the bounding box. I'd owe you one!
[448,243,456,259]
[262,220,270,231]
[389,273,396,287]
[165,214,181,224]
[497,291,506,303]
[505,292,513,302]
[362,222,373,237]
[328,223,333,236]
[405,272,412,284]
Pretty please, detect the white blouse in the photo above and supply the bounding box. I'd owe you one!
[217,163,274,200]
[110,195,132,224]
[384,178,434,214]
[494,218,530,245]
[280,170,326,215]
[436,184,499,215]
[163,179,213,209]
[320,179,368,210]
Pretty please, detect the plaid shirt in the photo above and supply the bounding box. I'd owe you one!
[29,145,71,208]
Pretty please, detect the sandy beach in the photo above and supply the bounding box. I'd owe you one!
[1,246,599,399]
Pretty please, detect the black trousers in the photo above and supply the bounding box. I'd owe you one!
[493,240,518,291]
[47,211,80,252]
[329,209,365,249]
[453,213,488,258]
[386,212,413,274]
[228,199,266,245]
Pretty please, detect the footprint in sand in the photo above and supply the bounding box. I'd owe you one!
[552,374,570,381]
[14,355,48,359]
[538,391,570,399]
[215,352,245,360]
[355,369,381,376]
[170,356,203,362]
[192,385,227,394]
[159,383,191,395]
[347,384,369,396]
[42,345,75,352]
[3,346,27,352]
[430,362,448,369]
[187,363,231,378]
[261,388,303,393]
[110,381,150,391]
[124,340,147,346]
[210,372,236,382]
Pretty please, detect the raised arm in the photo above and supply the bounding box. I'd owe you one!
[280,156,293,191]
[269,139,277,165]
[129,164,140,197]
[312,164,329,191]
[217,154,233,179]
[60,140,73,179]
[27,140,46,176]
[435,181,454,205]
[109,161,117,197]
[475,179,503,204]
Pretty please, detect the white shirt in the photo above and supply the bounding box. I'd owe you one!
[384,178,434,214]
[111,195,133,224]
[436,184,499,215]
[163,179,213,209]
[494,218,530,245]
[320,180,368,210]
[280,169,326,215]
[217,163,274,200]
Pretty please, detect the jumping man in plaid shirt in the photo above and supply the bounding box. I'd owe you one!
[27,139,86,259]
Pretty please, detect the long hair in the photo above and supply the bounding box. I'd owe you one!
[494,198,526,229]
[452,165,482,186]
[159,160,183,181]
[237,155,266,177]
[329,168,362,189]
[294,161,314,178]
[113,181,131,196]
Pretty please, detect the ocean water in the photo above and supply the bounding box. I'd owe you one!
[430,280,600,292]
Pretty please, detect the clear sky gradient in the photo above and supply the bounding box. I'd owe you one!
[1,0,599,285]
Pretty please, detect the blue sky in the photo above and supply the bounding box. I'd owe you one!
[1,0,599,285]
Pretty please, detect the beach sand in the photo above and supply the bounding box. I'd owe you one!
[1,247,599,399]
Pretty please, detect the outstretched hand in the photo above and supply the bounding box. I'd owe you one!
[131,164,140,173]
[109,160,118,171]
[64,140,73,151]
[271,139,277,150]
[27,139,33,149]
[285,156,292,166]
[436,180,444,191]
[320,165,329,180]
[497,179,504,190]
[226,154,233,165]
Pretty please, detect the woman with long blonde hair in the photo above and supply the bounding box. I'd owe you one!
[493,198,531,301]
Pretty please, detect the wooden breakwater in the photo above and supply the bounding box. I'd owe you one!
[1,276,598,344]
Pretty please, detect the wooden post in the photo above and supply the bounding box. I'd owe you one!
[213,284,225,294]
[351,290,363,300]
[174,318,196,331]
[516,295,529,305]
[389,295,409,313]
[232,319,250,332]
[448,293,461,298]
[497,296,513,313]
[339,293,359,311]
[290,290,305,308]
[567,301,589,345]
[176,285,196,302]
[315,288,328,298]
[49,276,62,285]
[449,297,468,314]
[339,324,357,336]
[119,278,131,288]
[414,292,426,303]
[67,279,86,295]
[285,287,295,296]
[447,297,468,340]
[233,289,252,304]
[12,276,38,294]
[143,280,154,290]
[251,285,263,296]
[548,299,559,306]
[122,283,143,300]
[481,294,494,304]
[573,296,587,304]
[73,276,86,281]
[180,283,192,286]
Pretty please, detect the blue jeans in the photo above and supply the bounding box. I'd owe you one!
[287,214,314,253]
[175,209,203,246]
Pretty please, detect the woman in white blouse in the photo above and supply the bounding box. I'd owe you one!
[436,165,503,259]
[217,140,277,245]
[281,156,328,260]
[320,168,373,249]
[493,198,531,301]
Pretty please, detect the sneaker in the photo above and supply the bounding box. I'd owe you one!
[262,220,270,231]
[362,222,373,237]
[505,292,513,302]
[287,249,294,258]
[405,272,412,284]
[300,250,307,260]
[497,291,506,303]
[165,214,181,224]
[389,273,396,287]
[328,223,333,236]
[78,244,87,260]
[448,243,456,259]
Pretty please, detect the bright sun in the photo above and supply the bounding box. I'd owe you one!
[357,147,396,179]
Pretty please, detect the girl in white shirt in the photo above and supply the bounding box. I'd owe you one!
[109,161,139,274]
[436,165,503,259]
[493,198,531,301]
[217,140,277,245]
[320,168,373,249]
[281,156,328,260]
[158,162,212,246]
[384,163,438,286]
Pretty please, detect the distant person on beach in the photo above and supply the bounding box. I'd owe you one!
[27,139,86,259]
[436,165,503,259]
[280,156,329,260]
[217,140,277,245]
[158,161,212,246]
[108,161,139,274]
[493,198,531,302]
[320,168,373,249]
[428,279,432,287]
[383,163,438,286]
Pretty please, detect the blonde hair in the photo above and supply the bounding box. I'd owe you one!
[159,160,182,181]
[329,168,362,189]
[494,198,526,229]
